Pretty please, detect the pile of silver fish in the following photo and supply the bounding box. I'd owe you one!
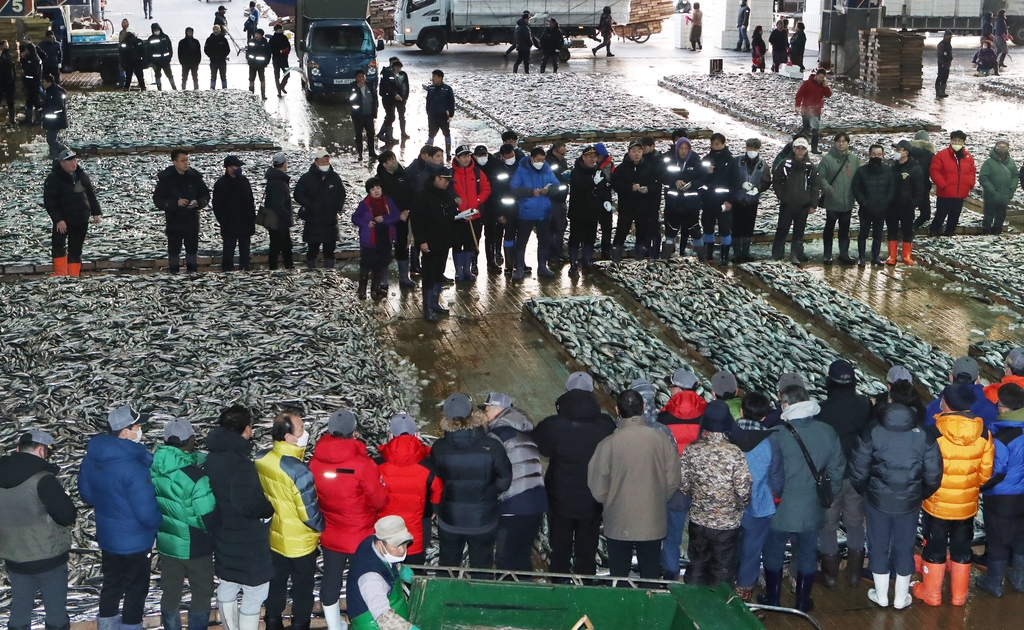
[658,73,938,135]
[743,261,953,396]
[916,235,1024,312]
[979,77,1024,100]
[0,151,367,266]
[60,91,278,151]
[597,259,885,397]
[972,339,1021,375]
[0,272,419,621]
[525,295,709,406]
[447,72,694,141]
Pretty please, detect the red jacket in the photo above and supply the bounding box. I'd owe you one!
[377,435,443,555]
[451,162,491,221]
[656,391,708,455]
[794,78,832,116]
[310,435,389,554]
[930,146,977,199]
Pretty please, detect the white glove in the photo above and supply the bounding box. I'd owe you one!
[742,181,754,191]
[455,209,476,221]
[746,187,759,196]
[603,201,613,212]
[593,172,604,185]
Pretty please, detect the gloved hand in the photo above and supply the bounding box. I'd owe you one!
[603,201,613,212]
[746,187,759,196]
[742,181,754,191]
[593,171,604,184]
[398,565,414,584]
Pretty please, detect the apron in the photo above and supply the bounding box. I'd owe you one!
[350,561,411,630]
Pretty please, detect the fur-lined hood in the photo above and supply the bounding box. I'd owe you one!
[911,138,936,154]
[441,410,489,433]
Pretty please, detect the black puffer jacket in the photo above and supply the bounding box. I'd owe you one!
[153,165,211,235]
[204,33,230,62]
[212,172,256,239]
[818,385,874,478]
[376,162,414,211]
[177,35,202,68]
[772,154,820,207]
[611,155,660,212]
[568,156,612,223]
[411,181,457,251]
[701,146,742,210]
[539,26,564,54]
[44,162,101,226]
[205,427,275,586]
[533,389,617,517]
[664,145,705,213]
[263,167,293,230]
[891,157,925,212]
[293,163,346,243]
[513,18,534,50]
[849,404,943,515]
[852,160,895,216]
[483,157,520,220]
[40,83,67,130]
[430,413,513,533]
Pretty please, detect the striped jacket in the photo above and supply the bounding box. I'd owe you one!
[255,441,325,558]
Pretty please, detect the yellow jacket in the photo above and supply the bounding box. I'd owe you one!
[923,412,995,520]
[255,441,325,558]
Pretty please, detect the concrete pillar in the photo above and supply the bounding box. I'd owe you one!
[803,0,823,54]
[705,0,774,50]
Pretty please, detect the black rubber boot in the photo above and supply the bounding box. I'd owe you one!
[811,131,821,154]
[358,274,369,300]
[568,245,580,275]
[431,283,448,314]
[757,569,783,606]
[422,287,436,322]
[795,572,816,613]
[398,261,415,288]
[582,244,594,268]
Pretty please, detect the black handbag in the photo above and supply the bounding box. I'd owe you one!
[784,422,834,509]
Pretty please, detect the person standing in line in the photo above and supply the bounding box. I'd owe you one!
[79,406,163,630]
[592,6,614,56]
[887,140,925,265]
[378,57,409,143]
[661,137,705,260]
[770,137,819,264]
[376,150,415,286]
[118,32,147,92]
[147,24,177,91]
[794,69,831,154]
[263,152,294,270]
[352,177,400,298]
[450,144,490,282]
[732,138,772,263]
[610,140,659,261]
[269,24,291,97]
[936,29,952,98]
[43,148,101,277]
[851,143,894,266]
[204,25,230,89]
[0,431,77,630]
[294,148,346,269]
[910,131,936,229]
[545,141,571,264]
[151,419,218,630]
[510,147,561,278]
[688,3,703,50]
[425,69,455,157]
[213,155,257,272]
[928,130,976,237]
[246,29,271,100]
[205,406,275,630]
[412,167,457,321]
[979,138,1018,235]
[178,28,202,91]
[19,43,43,123]
[735,0,750,51]
[700,133,741,265]
[768,20,789,72]
[38,31,62,85]
[512,11,534,73]
[153,148,211,274]
[567,145,613,273]
[311,410,389,630]
[348,68,379,161]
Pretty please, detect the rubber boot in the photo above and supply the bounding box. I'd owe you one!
[323,256,336,269]
[661,239,676,260]
[186,612,210,630]
[819,553,840,590]
[838,239,855,264]
[912,559,946,606]
[846,548,866,587]
[431,283,448,314]
[262,617,283,630]
[409,250,421,274]
[822,240,833,264]
[357,274,369,300]
[453,252,465,282]
[321,603,348,630]
[161,612,183,630]
[795,572,816,613]
[461,252,476,281]
[582,244,594,269]
[611,246,624,262]
[398,261,415,288]
[902,241,915,266]
[512,247,526,280]
[757,569,783,606]
[51,256,68,277]
[239,614,260,630]
[885,240,899,265]
[868,573,889,607]
[370,270,384,298]
[893,574,913,610]
[260,84,266,100]
[811,131,821,154]
[1008,553,1024,592]
[248,81,255,94]
[976,558,1007,597]
[568,244,580,275]
[503,245,515,274]
[537,250,555,277]
[96,616,120,630]
[719,243,731,266]
[217,602,238,630]
[68,262,82,277]
[694,242,708,262]
[46,622,71,630]
[704,237,715,263]
[485,242,500,272]
[305,257,316,270]
[422,287,436,322]
[948,560,970,606]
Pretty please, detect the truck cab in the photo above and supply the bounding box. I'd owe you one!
[299,19,382,98]
[36,1,121,84]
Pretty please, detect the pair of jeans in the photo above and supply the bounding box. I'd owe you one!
[267,229,293,269]
[684,522,740,586]
[921,513,974,564]
[864,503,918,576]
[216,580,269,617]
[762,528,817,575]
[265,550,317,624]
[160,555,214,615]
[438,526,497,572]
[8,562,69,628]
[661,506,689,578]
[607,538,662,579]
[99,550,151,625]
[736,512,772,588]
[318,548,350,607]
[818,479,865,555]
[547,511,601,575]
[168,230,200,273]
[222,235,252,271]
[495,513,544,571]
[52,223,88,262]
[210,60,227,88]
[593,34,612,54]
[983,511,1024,561]
[930,197,964,236]
[737,26,749,48]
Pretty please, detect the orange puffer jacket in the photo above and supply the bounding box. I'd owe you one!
[922,411,994,520]
[983,375,1024,404]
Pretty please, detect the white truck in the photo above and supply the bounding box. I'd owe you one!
[879,0,1024,43]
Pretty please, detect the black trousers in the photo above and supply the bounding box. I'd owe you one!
[265,550,317,624]
[613,207,636,248]
[637,207,660,257]
[99,550,151,625]
[427,115,450,142]
[318,548,350,607]
[731,203,758,238]
[823,209,852,252]
[210,59,227,88]
[983,202,1009,234]
[547,512,601,575]
[152,62,176,88]
[359,245,391,275]
[453,218,479,253]
[352,115,375,156]
[701,204,733,238]
[886,204,915,242]
[516,218,552,262]
[395,219,411,261]
[771,204,809,259]
[222,235,252,271]
[484,216,505,256]
[248,65,266,86]
[123,69,145,91]
[594,34,612,54]
[915,193,932,226]
[921,513,973,564]
[568,217,599,251]
[858,210,885,258]
[438,526,496,571]
[598,206,614,254]
[930,197,964,236]
[607,538,661,579]
[936,64,950,94]
[306,241,336,266]
[984,512,1024,561]
[549,203,567,257]
[539,53,559,72]
[684,522,740,586]
[1,80,15,122]
[513,49,531,73]
[273,62,289,92]
[267,228,293,269]
[168,230,200,273]
[181,65,199,89]
[43,66,61,85]
[421,246,450,287]
[159,555,214,615]
[495,513,543,571]
[381,99,406,138]
[52,224,88,262]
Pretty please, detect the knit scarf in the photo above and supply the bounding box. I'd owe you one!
[366,195,390,247]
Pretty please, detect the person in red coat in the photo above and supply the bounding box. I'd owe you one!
[310,410,389,624]
[929,130,977,237]
[451,144,491,282]
[376,414,443,566]
[794,69,832,155]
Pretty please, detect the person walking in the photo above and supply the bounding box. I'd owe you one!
[534,373,617,576]
[243,1,259,40]
[147,24,177,91]
[213,155,256,272]
[914,385,995,607]
[1,40,17,125]
[979,138,1018,234]
[568,145,613,273]
[512,12,534,73]
[378,57,409,143]
[245,29,271,100]
[352,177,400,298]
[592,6,614,56]
[936,29,953,98]
[205,406,275,630]
[910,131,936,229]
[153,148,211,274]
[43,148,101,277]
[751,25,766,72]
[425,69,455,157]
[688,3,703,50]
[269,24,290,97]
[509,147,560,279]
[0,431,77,630]
[929,130,976,237]
[771,137,820,264]
[817,132,860,264]
[204,25,230,89]
[789,22,807,71]
[412,167,457,321]
[177,28,202,91]
[344,516,417,630]
[769,20,789,72]
[311,410,389,630]
[849,403,942,609]
[79,406,162,630]
[794,70,831,154]
[348,69,379,161]
[539,18,564,73]
[294,149,346,269]
[263,152,294,269]
[851,144,894,266]
[151,419,218,630]
[735,0,750,51]
[887,140,925,265]
[588,390,681,580]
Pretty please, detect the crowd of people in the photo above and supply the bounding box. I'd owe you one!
[4,348,1024,630]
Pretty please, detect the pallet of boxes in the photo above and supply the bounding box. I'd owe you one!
[612,0,674,40]
[368,0,397,42]
[859,28,924,91]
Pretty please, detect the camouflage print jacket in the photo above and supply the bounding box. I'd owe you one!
[679,432,752,530]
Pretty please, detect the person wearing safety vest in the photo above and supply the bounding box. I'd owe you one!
[345,516,421,630]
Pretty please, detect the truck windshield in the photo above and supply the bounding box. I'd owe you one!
[309,26,372,54]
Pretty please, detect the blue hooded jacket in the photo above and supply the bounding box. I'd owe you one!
[924,383,998,430]
[983,409,1024,516]
[509,156,561,221]
[79,433,162,555]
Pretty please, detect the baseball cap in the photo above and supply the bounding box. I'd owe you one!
[627,139,643,150]
[827,359,856,386]
[57,148,77,161]
[669,368,699,390]
[1007,347,1024,371]
[565,371,594,392]
[108,405,143,432]
[436,167,454,179]
[163,418,195,443]
[19,430,54,448]
[893,140,913,152]
[711,371,738,397]
[951,356,979,381]
[224,155,244,167]
[942,383,977,411]
[887,366,913,384]
[375,515,414,547]
[455,144,472,156]
[777,372,807,391]
[443,393,473,420]
[581,145,598,156]
[478,392,512,411]
[473,145,489,156]
[389,413,417,437]
[272,152,288,167]
[328,409,357,436]
[792,138,810,149]
[314,148,330,159]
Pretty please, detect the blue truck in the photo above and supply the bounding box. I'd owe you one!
[296,0,385,100]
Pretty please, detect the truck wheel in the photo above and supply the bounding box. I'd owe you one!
[99,59,120,85]
[417,29,446,54]
[558,49,570,62]
[1013,23,1024,45]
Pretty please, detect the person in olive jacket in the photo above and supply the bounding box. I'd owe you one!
[213,155,257,272]
[851,144,894,266]
[43,149,101,277]
[887,140,925,266]
[294,149,346,269]
[204,25,230,89]
[263,153,294,270]
[153,149,212,273]
[979,138,1019,235]
[177,28,202,90]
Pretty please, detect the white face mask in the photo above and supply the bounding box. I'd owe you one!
[475,156,487,166]
[379,542,406,564]
[504,157,516,165]
[746,151,759,159]
[318,164,331,172]
[531,161,544,170]
[129,428,142,443]
[295,430,309,448]
[891,151,901,161]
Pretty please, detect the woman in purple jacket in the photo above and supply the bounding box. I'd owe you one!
[352,178,401,299]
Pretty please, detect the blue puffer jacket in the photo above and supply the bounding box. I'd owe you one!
[509,157,561,221]
[925,383,998,430]
[79,434,162,555]
[743,438,776,519]
[983,408,1024,518]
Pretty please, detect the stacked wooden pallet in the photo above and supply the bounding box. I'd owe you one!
[898,32,924,90]
[368,0,396,40]
[859,28,924,91]
[612,0,673,34]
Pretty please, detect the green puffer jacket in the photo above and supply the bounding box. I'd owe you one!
[979,148,1020,206]
[151,445,217,560]
[817,147,861,213]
